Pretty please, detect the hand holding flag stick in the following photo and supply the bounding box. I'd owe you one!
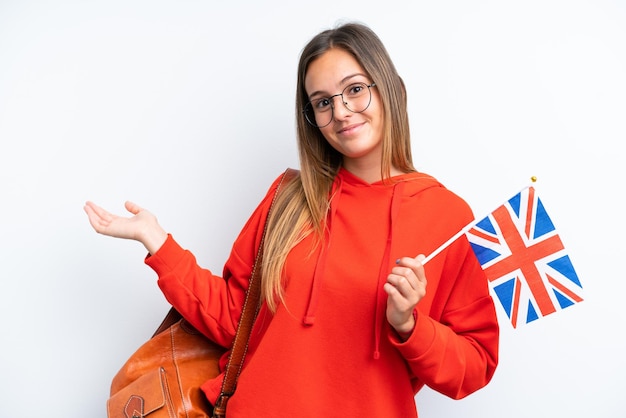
[422,176,584,328]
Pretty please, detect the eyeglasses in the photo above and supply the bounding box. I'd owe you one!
[303,82,376,128]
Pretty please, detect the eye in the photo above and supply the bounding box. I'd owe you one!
[314,98,332,111]
[345,83,366,97]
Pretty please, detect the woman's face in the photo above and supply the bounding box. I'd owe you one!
[304,48,384,173]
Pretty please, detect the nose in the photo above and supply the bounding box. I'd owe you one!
[331,95,351,121]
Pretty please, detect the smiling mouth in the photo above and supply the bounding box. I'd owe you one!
[337,122,364,135]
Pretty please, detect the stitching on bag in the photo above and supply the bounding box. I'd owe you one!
[159,367,176,418]
[170,325,190,418]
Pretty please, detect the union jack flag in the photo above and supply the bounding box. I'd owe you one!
[465,186,583,328]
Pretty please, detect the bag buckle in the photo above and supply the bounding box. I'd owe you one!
[212,394,230,418]
[124,395,144,418]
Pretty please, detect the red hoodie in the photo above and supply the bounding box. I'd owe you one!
[147,168,499,417]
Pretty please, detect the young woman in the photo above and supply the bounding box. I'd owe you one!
[85,22,499,417]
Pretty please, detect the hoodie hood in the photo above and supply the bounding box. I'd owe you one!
[302,167,442,358]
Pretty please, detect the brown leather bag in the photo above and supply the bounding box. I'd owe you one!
[107,309,220,417]
[106,168,298,418]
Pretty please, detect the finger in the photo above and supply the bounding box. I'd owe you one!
[84,201,102,217]
[383,282,404,300]
[84,202,106,224]
[396,256,423,272]
[84,201,111,220]
[397,255,427,286]
[84,208,110,233]
[387,276,422,306]
[391,258,421,285]
[384,282,417,312]
[388,268,418,291]
[84,204,101,230]
[124,201,143,215]
[413,255,427,288]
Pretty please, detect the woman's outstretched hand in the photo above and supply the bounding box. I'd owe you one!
[83,201,168,255]
[384,255,427,340]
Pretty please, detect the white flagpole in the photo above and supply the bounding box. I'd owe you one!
[421,220,476,265]
[421,177,537,266]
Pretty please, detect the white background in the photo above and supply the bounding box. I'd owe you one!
[1,1,624,417]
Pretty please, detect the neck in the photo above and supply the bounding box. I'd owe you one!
[342,159,403,184]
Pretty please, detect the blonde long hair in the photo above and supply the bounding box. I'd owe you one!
[261,22,416,312]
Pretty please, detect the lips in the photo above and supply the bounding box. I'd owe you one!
[337,122,364,135]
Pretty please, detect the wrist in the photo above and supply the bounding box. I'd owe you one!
[396,328,413,341]
[141,224,168,255]
[394,312,417,340]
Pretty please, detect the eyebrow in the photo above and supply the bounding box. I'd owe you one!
[308,73,369,99]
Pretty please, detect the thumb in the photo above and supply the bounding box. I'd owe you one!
[124,200,143,215]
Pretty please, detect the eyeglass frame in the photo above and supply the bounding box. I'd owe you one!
[302,82,377,128]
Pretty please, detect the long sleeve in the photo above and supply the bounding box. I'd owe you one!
[389,235,499,399]
[144,175,283,348]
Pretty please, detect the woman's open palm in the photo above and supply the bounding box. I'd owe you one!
[84,202,165,245]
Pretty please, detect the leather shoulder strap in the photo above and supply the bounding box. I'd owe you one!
[152,306,183,337]
[213,168,298,417]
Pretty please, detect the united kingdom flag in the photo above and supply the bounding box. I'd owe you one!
[466,186,583,328]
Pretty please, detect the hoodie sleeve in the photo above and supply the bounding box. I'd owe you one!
[388,234,499,399]
[144,174,283,348]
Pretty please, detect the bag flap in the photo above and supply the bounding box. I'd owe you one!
[107,368,169,417]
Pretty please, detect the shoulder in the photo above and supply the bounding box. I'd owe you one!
[399,173,475,232]
[425,185,473,219]
[229,168,300,259]
[246,168,301,224]
[263,168,300,205]
[402,173,473,216]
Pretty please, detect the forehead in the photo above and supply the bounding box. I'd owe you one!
[304,48,367,95]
